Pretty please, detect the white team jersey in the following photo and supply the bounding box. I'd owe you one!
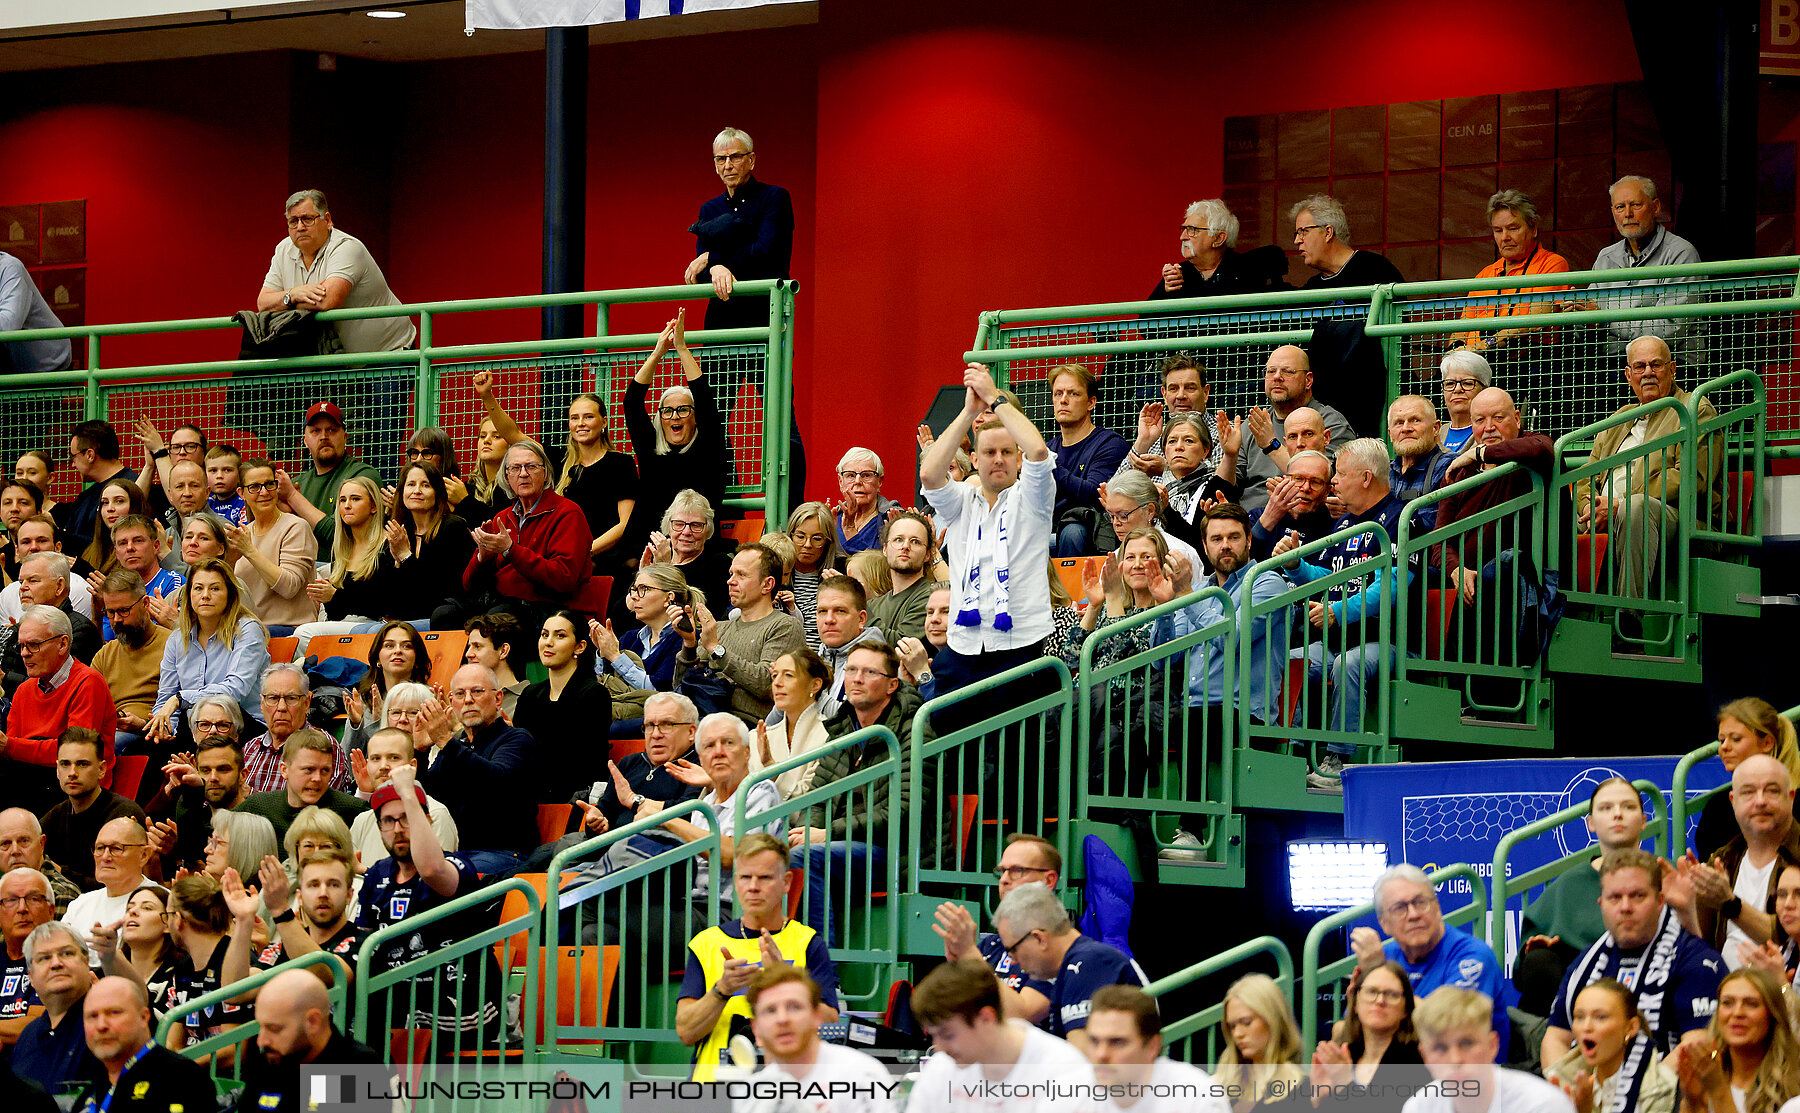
[907,1021,1099,1113]
[1096,1058,1231,1113]
[739,1043,900,1113]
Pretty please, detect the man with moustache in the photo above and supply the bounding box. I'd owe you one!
[234,968,382,1113]
[1385,395,1453,524]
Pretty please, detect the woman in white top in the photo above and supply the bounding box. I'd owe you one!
[753,648,831,799]
[1676,968,1800,1113]
[226,457,318,634]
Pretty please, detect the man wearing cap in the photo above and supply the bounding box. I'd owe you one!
[278,401,381,560]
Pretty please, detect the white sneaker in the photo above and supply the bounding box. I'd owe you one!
[1157,829,1207,863]
[1306,753,1346,793]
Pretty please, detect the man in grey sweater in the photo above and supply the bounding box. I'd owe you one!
[673,543,805,726]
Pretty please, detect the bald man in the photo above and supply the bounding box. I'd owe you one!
[0,808,83,914]
[79,975,214,1112]
[1432,388,1553,604]
[1573,335,1721,606]
[1677,754,1800,965]
[238,968,381,1113]
[1238,345,1355,510]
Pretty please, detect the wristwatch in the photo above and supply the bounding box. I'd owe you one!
[282,292,293,308]
[272,909,296,925]
[1722,896,1744,921]
[151,448,170,460]
[1264,438,1281,454]
[709,643,726,664]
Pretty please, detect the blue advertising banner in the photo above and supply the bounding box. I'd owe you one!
[1341,755,1729,971]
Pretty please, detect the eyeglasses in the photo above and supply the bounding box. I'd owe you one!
[285,214,325,228]
[842,665,894,679]
[193,719,235,735]
[242,480,279,494]
[448,687,493,700]
[18,635,66,654]
[1360,987,1405,1004]
[94,843,148,858]
[262,693,307,705]
[644,720,695,734]
[1180,224,1210,235]
[659,405,695,419]
[627,584,661,598]
[1627,359,1671,374]
[103,598,146,621]
[1294,224,1328,239]
[999,929,1039,958]
[992,865,1052,881]
[1442,379,1482,393]
[30,945,83,967]
[0,895,50,910]
[503,463,545,476]
[1106,502,1152,524]
[713,152,752,164]
[378,815,410,830]
[838,470,879,482]
[1382,895,1435,918]
[407,448,438,459]
[669,520,706,535]
[169,442,204,455]
[204,834,227,851]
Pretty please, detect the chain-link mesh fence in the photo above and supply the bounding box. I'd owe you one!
[1,387,91,504]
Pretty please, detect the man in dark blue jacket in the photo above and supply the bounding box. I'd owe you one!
[417,663,543,878]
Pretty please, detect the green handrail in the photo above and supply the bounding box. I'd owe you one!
[732,725,903,995]
[1300,862,1487,1055]
[1689,369,1768,546]
[1145,935,1293,1062]
[159,950,351,1079]
[1672,742,1726,862]
[1486,779,1670,951]
[349,874,543,1051]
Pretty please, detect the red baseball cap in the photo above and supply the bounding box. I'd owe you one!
[371,782,427,813]
[305,402,345,426]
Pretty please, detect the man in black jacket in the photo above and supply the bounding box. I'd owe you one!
[417,663,543,879]
[76,976,214,1113]
[236,969,383,1113]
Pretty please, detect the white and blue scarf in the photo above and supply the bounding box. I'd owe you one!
[956,497,1013,632]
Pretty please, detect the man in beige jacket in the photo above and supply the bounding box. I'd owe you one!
[1573,334,1719,601]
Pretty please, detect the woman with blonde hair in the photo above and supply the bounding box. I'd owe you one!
[1694,699,1800,859]
[292,474,388,647]
[1217,972,1307,1111]
[146,558,269,746]
[844,549,892,601]
[1674,968,1800,1113]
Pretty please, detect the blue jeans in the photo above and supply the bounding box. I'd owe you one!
[1304,642,1411,749]
[1053,521,1091,557]
[789,841,885,949]
[459,848,526,879]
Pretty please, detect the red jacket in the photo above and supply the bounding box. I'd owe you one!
[463,490,595,606]
[7,657,117,784]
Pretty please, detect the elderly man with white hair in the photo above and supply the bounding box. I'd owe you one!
[1291,193,1404,290]
[1276,439,1420,790]
[2,605,117,811]
[1148,198,1272,299]
[415,662,544,878]
[459,437,601,629]
[832,447,900,554]
[1,552,101,696]
[1353,864,1508,1059]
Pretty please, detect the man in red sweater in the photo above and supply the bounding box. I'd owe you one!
[1,605,116,813]
[461,439,602,625]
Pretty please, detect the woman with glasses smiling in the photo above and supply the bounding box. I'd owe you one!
[225,457,318,636]
[624,310,727,550]
[1311,960,1422,1109]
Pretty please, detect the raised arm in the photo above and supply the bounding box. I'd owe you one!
[921,377,983,492]
[967,365,1048,462]
[472,370,525,447]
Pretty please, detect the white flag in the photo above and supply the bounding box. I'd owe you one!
[466,0,807,33]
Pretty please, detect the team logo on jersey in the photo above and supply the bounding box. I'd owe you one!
[1458,958,1483,985]
[390,895,410,919]
[1,975,18,995]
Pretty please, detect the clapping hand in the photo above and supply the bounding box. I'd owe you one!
[589,618,620,662]
[574,800,609,836]
[350,748,376,794]
[663,758,709,787]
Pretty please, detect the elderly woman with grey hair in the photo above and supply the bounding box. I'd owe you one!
[831,447,899,554]
[624,309,728,552]
[451,437,604,629]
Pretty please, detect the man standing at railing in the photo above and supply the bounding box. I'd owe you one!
[1572,335,1720,619]
[1044,364,1128,557]
[1571,177,1703,363]
[1272,440,1416,792]
[256,191,415,356]
[919,363,1054,693]
[0,252,71,375]
[1355,866,1507,1060]
[1292,195,1404,292]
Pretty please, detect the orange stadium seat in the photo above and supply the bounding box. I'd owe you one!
[112,755,149,800]
[1055,556,1106,605]
[536,804,572,847]
[720,516,766,544]
[267,636,299,663]
[305,632,376,666]
[1424,588,1459,660]
[1575,533,1610,593]
[420,630,468,689]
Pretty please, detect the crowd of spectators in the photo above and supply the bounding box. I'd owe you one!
[0,133,1764,1105]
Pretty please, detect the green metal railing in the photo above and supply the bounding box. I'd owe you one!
[967,256,1798,448]
[156,950,351,1088]
[910,658,1073,898]
[1672,742,1725,861]
[734,726,903,1002]
[542,800,720,1073]
[1238,525,1398,766]
[1144,935,1294,1064]
[1485,779,1671,958]
[1075,586,1238,864]
[1300,863,1487,1056]
[1691,369,1768,547]
[351,874,542,1068]
[1392,462,1553,739]
[0,280,799,520]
